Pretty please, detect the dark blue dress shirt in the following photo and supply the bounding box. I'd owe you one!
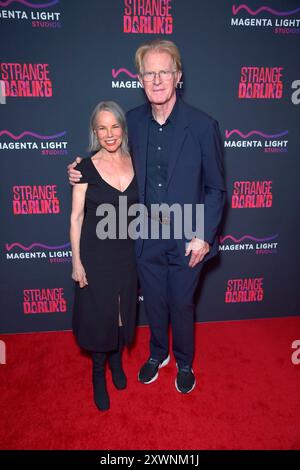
[145,100,178,211]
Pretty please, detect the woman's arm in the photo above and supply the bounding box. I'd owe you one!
[70,183,88,288]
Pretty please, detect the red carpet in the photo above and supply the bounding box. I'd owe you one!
[0,317,299,450]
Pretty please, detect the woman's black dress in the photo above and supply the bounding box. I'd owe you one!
[72,157,138,352]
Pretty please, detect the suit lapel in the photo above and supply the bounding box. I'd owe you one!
[166,100,189,187]
[136,109,150,199]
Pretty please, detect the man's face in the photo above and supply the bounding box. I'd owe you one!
[139,50,182,106]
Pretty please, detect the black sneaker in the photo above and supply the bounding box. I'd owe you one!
[138,355,170,384]
[175,365,196,394]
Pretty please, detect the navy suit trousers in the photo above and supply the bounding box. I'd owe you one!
[137,228,203,368]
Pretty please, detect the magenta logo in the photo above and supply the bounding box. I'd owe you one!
[0,1,62,29]
[0,130,68,155]
[6,242,70,251]
[0,130,66,140]
[231,4,300,35]
[219,234,278,255]
[0,0,59,7]
[232,4,300,16]
[111,68,142,90]
[5,241,72,263]
[220,234,278,244]
[112,68,138,79]
[224,128,288,153]
[225,129,288,139]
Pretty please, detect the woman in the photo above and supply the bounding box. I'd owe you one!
[70,101,138,411]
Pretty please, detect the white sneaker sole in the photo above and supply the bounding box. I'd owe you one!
[139,354,170,384]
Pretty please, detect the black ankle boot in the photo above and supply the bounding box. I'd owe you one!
[92,352,110,411]
[108,329,127,390]
[108,349,127,390]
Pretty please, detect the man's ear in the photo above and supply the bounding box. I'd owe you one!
[176,70,182,85]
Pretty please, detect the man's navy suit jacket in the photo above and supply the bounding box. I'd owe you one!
[126,98,226,263]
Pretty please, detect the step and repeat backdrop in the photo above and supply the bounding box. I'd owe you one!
[0,0,299,334]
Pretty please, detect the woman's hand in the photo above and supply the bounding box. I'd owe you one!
[72,261,88,288]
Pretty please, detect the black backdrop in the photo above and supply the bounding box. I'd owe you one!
[0,0,299,334]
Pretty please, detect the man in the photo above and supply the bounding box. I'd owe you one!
[69,39,226,394]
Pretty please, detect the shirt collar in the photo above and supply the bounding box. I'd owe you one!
[149,98,178,126]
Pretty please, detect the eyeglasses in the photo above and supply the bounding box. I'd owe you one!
[141,70,177,82]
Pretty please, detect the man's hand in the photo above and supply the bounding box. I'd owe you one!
[67,156,83,185]
[72,261,88,288]
[185,238,210,268]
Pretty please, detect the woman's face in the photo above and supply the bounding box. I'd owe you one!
[94,110,123,153]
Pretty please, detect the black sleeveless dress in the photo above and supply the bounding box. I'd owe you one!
[72,157,138,352]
